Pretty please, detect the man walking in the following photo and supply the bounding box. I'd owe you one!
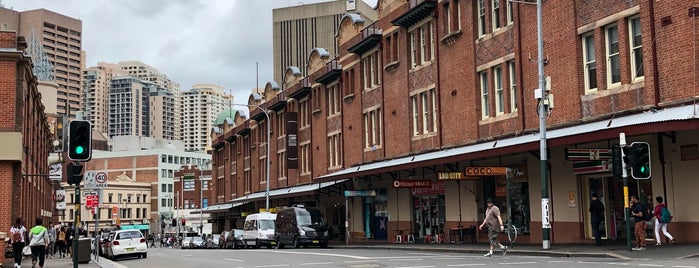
[29,217,49,268]
[478,198,507,257]
[653,196,675,245]
[589,193,605,245]
[630,195,647,250]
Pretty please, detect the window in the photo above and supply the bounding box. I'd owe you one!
[136,208,140,218]
[410,22,434,68]
[363,51,381,90]
[411,96,419,136]
[508,60,517,112]
[299,99,310,128]
[410,89,438,136]
[582,33,597,91]
[606,24,620,85]
[328,133,342,168]
[443,2,450,33]
[492,0,501,31]
[629,16,643,78]
[276,111,286,138]
[391,32,399,62]
[480,72,489,118]
[506,0,513,24]
[161,198,167,207]
[494,66,504,114]
[455,0,462,30]
[327,83,340,116]
[478,0,486,37]
[363,108,383,149]
[410,32,417,67]
[161,184,167,192]
[108,193,113,203]
[421,92,429,133]
[278,151,287,179]
[300,142,311,175]
[420,27,427,64]
[143,208,147,218]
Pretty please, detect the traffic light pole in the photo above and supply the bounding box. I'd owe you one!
[73,181,81,268]
[619,133,632,251]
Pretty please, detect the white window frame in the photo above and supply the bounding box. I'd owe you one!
[300,142,310,175]
[506,0,513,25]
[443,2,451,33]
[411,96,419,136]
[628,16,643,79]
[494,66,504,115]
[327,133,342,168]
[299,98,309,128]
[480,72,489,118]
[478,0,486,37]
[410,32,417,68]
[492,0,501,31]
[277,151,286,179]
[327,83,340,116]
[582,32,597,92]
[363,108,383,149]
[429,22,435,61]
[508,60,517,112]
[605,24,620,86]
[455,0,462,30]
[421,92,429,134]
[431,89,438,132]
[420,26,427,64]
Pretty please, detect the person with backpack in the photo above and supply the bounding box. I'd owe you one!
[653,196,675,246]
[9,217,27,268]
[56,227,67,258]
[28,217,49,268]
[630,195,647,250]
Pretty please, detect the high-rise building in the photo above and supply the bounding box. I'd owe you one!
[272,0,377,85]
[181,84,232,152]
[83,62,126,135]
[0,7,83,119]
[109,76,145,137]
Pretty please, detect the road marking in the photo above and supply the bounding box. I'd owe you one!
[256,250,370,259]
[639,264,663,267]
[300,262,334,266]
[578,261,601,264]
[447,264,486,267]
[498,262,538,265]
[224,258,244,262]
[606,263,630,266]
[254,265,289,268]
[389,258,423,261]
[548,261,573,263]
[673,266,697,268]
[395,266,435,268]
[344,260,379,263]
[182,254,193,257]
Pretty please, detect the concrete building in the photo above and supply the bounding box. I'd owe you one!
[83,62,126,135]
[209,0,699,245]
[0,7,83,119]
[109,76,145,137]
[181,84,232,152]
[0,31,53,263]
[82,145,210,232]
[117,61,180,93]
[272,0,377,85]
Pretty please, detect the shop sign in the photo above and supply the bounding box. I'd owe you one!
[437,172,465,180]
[344,190,377,197]
[572,160,610,175]
[565,148,611,161]
[393,180,432,188]
[411,181,445,196]
[464,167,508,176]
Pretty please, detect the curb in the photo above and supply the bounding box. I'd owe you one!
[92,256,128,268]
[334,245,622,260]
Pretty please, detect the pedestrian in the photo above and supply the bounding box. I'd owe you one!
[46,222,56,258]
[65,223,74,257]
[478,197,507,257]
[9,217,27,268]
[630,195,647,250]
[28,217,49,268]
[56,227,67,258]
[653,196,675,246]
[589,193,605,246]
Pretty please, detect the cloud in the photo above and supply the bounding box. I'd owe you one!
[5,0,378,104]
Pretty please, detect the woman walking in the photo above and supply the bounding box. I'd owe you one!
[653,196,675,245]
[28,217,49,268]
[9,218,27,268]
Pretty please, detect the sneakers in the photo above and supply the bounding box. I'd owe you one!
[501,245,508,256]
[656,243,662,246]
[484,251,493,257]
[632,247,647,251]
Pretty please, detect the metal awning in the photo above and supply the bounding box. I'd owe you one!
[200,201,246,213]
[317,105,699,181]
[231,179,348,203]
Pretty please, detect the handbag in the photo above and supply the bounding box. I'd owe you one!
[4,244,12,258]
[22,245,31,256]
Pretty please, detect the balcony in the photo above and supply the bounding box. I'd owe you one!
[348,22,383,55]
[289,76,312,99]
[314,59,342,85]
[268,91,287,112]
[236,121,251,136]
[391,0,437,28]
[250,103,268,122]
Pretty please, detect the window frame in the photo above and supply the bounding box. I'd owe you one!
[605,24,621,86]
[480,71,489,119]
[492,0,501,31]
[494,66,504,115]
[508,60,517,112]
[628,16,643,79]
[582,32,598,92]
[478,0,486,37]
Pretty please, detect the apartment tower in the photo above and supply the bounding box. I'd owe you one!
[83,62,126,135]
[272,0,377,85]
[181,84,232,152]
[0,7,83,119]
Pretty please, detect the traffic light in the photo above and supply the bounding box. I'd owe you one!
[630,142,651,179]
[67,162,83,185]
[172,218,177,227]
[68,120,92,161]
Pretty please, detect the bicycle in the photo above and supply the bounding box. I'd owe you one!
[504,223,518,248]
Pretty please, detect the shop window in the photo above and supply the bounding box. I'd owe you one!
[481,174,530,234]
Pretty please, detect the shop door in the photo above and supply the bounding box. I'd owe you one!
[412,195,445,237]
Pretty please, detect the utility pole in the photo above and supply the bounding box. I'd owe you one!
[535,0,551,250]
[619,133,632,251]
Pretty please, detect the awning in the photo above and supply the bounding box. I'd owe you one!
[231,179,348,203]
[200,201,246,213]
[119,224,149,230]
[317,105,699,181]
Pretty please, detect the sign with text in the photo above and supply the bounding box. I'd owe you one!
[437,172,465,180]
[392,180,432,188]
[344,190,377,197]
[85,194,99,209]
[464,167,508,176]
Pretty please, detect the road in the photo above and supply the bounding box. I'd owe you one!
[112,247,698,268]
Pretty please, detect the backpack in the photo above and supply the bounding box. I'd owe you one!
[11,229,22,243]
[58,231,66,241]
[643,206,653,221]
[660,206,672,223]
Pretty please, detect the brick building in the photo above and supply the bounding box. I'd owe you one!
[210,0,699,245]
[0,30,53,262]
[173,165,214,233]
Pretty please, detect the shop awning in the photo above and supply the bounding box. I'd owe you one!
[317,105,699,181]
[201,201,246,213]
[231,179,348,203]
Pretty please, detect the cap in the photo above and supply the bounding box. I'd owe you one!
[485,197,494,203]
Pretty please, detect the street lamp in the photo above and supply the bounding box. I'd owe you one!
[209,101,271,212]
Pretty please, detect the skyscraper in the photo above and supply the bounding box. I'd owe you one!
[0,7,83,119]
[83,62,126,135]
[181,84,232,152]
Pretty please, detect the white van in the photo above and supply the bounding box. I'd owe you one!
[242,212,277,248]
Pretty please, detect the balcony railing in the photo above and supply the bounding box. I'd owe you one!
[348,22,383,55]
[315,59,342,85]
[391,0,437,28]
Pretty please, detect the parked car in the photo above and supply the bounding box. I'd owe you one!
[207,234,221,249]
[181,237,193,249]
[190,236,206,249]
[242,212,277,249]
[225,229,244,249]
[105,230,147,260]
[275,205,329,249]
[98,231,112,256]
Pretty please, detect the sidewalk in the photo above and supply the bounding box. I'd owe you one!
[2,254,122,268]
[333,241,699,260]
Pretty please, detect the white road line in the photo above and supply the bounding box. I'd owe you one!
[181,254,193,257]
[300,262,334,266]
[224,258,244,262]
[447,264,486,267]
[344,260,379,263]
[606,263,630,266]
[548,261,573,263]
[638,264,663,267]
[578,261,601,264]
[498,262,538,265]
[256,249,370,259]
[254,265,289,268]
[389,258,423,261]
[395,266,435,268]
[673,266,697,268]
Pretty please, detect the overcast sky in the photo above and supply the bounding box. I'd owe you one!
[5,0,378,105]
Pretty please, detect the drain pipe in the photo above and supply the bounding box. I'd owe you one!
[649,0,661,107]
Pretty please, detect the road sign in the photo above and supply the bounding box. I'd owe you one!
[86,194,99,209]
[84,171,96,189]
[84,171,108,189]
[95,172,108,188]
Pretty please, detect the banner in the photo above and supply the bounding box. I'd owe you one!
[55,189,66,210]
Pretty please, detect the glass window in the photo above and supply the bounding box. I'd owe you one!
[478,0,486,36]
[606,25,620,85]
[508,60,517,112]
[629,17,643,78]
[492,0,501,31]
[494,66,504,114]
[583,33,598,91]
[480,71,489,118]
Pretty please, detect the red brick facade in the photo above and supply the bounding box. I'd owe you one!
[0,31,53,263]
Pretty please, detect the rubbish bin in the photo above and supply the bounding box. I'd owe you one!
[77,237,92,263]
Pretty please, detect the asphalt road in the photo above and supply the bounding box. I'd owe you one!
[111,247,698,268]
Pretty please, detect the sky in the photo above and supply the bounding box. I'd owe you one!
[4,0,378,106]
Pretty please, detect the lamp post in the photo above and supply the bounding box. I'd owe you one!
[210,101,271,212]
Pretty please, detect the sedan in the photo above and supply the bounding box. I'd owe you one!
[106,230,147,260]
[181,237,193,249]
[190,236,205,249]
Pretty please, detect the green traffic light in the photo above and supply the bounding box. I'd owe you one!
[640,166,646,173]
[75,145,84,155]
